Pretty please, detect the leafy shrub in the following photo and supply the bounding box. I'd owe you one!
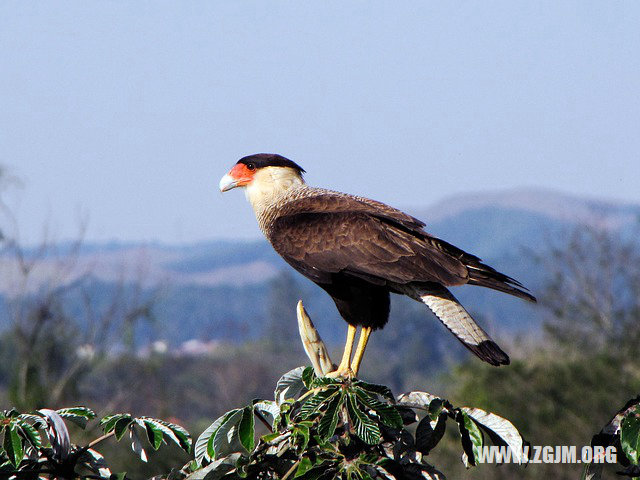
[0,406,191,479]
[186,367,526,480]
[6,368,637,479]
[583,396,640,479]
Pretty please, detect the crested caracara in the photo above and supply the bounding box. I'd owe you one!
[219,154,536,377]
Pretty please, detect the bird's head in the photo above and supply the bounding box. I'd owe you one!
[219,154,306,207]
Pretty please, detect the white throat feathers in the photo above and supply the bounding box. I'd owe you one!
[245,166,305,214]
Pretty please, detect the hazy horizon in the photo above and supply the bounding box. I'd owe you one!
[3,185,636,250]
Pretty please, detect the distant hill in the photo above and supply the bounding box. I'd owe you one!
[415,187,640,227]
[1,188,638,348]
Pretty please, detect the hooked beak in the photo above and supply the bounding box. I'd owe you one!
[219,174,238,192]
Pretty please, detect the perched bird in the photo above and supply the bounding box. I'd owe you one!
[219,154,536,377]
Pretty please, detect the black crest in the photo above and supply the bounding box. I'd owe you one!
[237,153,306,174]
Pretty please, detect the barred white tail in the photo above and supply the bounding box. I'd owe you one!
[400,283,509,366]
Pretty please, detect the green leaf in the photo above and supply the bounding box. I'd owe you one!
[462,407,524,464]
[135,418,190,454]
[346,393,380,445]
[196,410,239,464]
[428,399,444,421]
[260,432,281,443]
[621,408,640,465]
[154,419,191,453]
[295,462,334,480]
[114,416,134,441]
[318,391,344,441]
[415,412,447,454]
[395,406,419,426]
[299,387,340,420]
[130,426,148,462]
[18,414,47,429]
[302,366,316,389]
[3,425,24,468]
[56,407,96,429]
[211,409,245,459]
[353,381,394,402]
[274,401,293,431]
[254,401,280,424]
[353,388,402,429]
[396,392,443,411]
[17,420,41,449]
[139,420,163,450]
[295,457,313,477]
[292,423,311,451]
[101,414,128,434]
[275,366,308,404]
[456,411,483,467]
[239,406,255,452]
[38,409,71,460]
[310,376,342,388]
[185,453,242,480]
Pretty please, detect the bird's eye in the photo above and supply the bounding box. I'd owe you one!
[247,163,256,171]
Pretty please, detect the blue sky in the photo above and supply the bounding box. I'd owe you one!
[1,1,639,244]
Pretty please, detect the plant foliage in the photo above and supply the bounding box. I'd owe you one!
[0,406,191,479]
[582,396,640,479]
[184,367,526,480]
[0,367,528,479]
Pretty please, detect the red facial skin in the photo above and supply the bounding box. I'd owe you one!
[228,163,256,186]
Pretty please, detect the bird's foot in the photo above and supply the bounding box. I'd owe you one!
[325,366,355,379]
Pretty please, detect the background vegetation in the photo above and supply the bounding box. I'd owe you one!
[1,166,638,479]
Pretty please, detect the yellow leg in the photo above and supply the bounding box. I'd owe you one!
[327,324,357,377]
[350,326,372,376]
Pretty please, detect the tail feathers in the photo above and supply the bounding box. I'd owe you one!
[426,235,535,303]
[403,283,510,366]
[467,265,537,303]
[467,339,511,366]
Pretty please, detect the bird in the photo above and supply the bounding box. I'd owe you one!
[219,153,536,377]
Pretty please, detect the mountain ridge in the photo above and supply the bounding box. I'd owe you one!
[410,186,640,227]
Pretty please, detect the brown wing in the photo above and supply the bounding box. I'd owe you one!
[267,192,470,287]
[273,190,498,269]
[268,191,536,302]
[274,190,427,232]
